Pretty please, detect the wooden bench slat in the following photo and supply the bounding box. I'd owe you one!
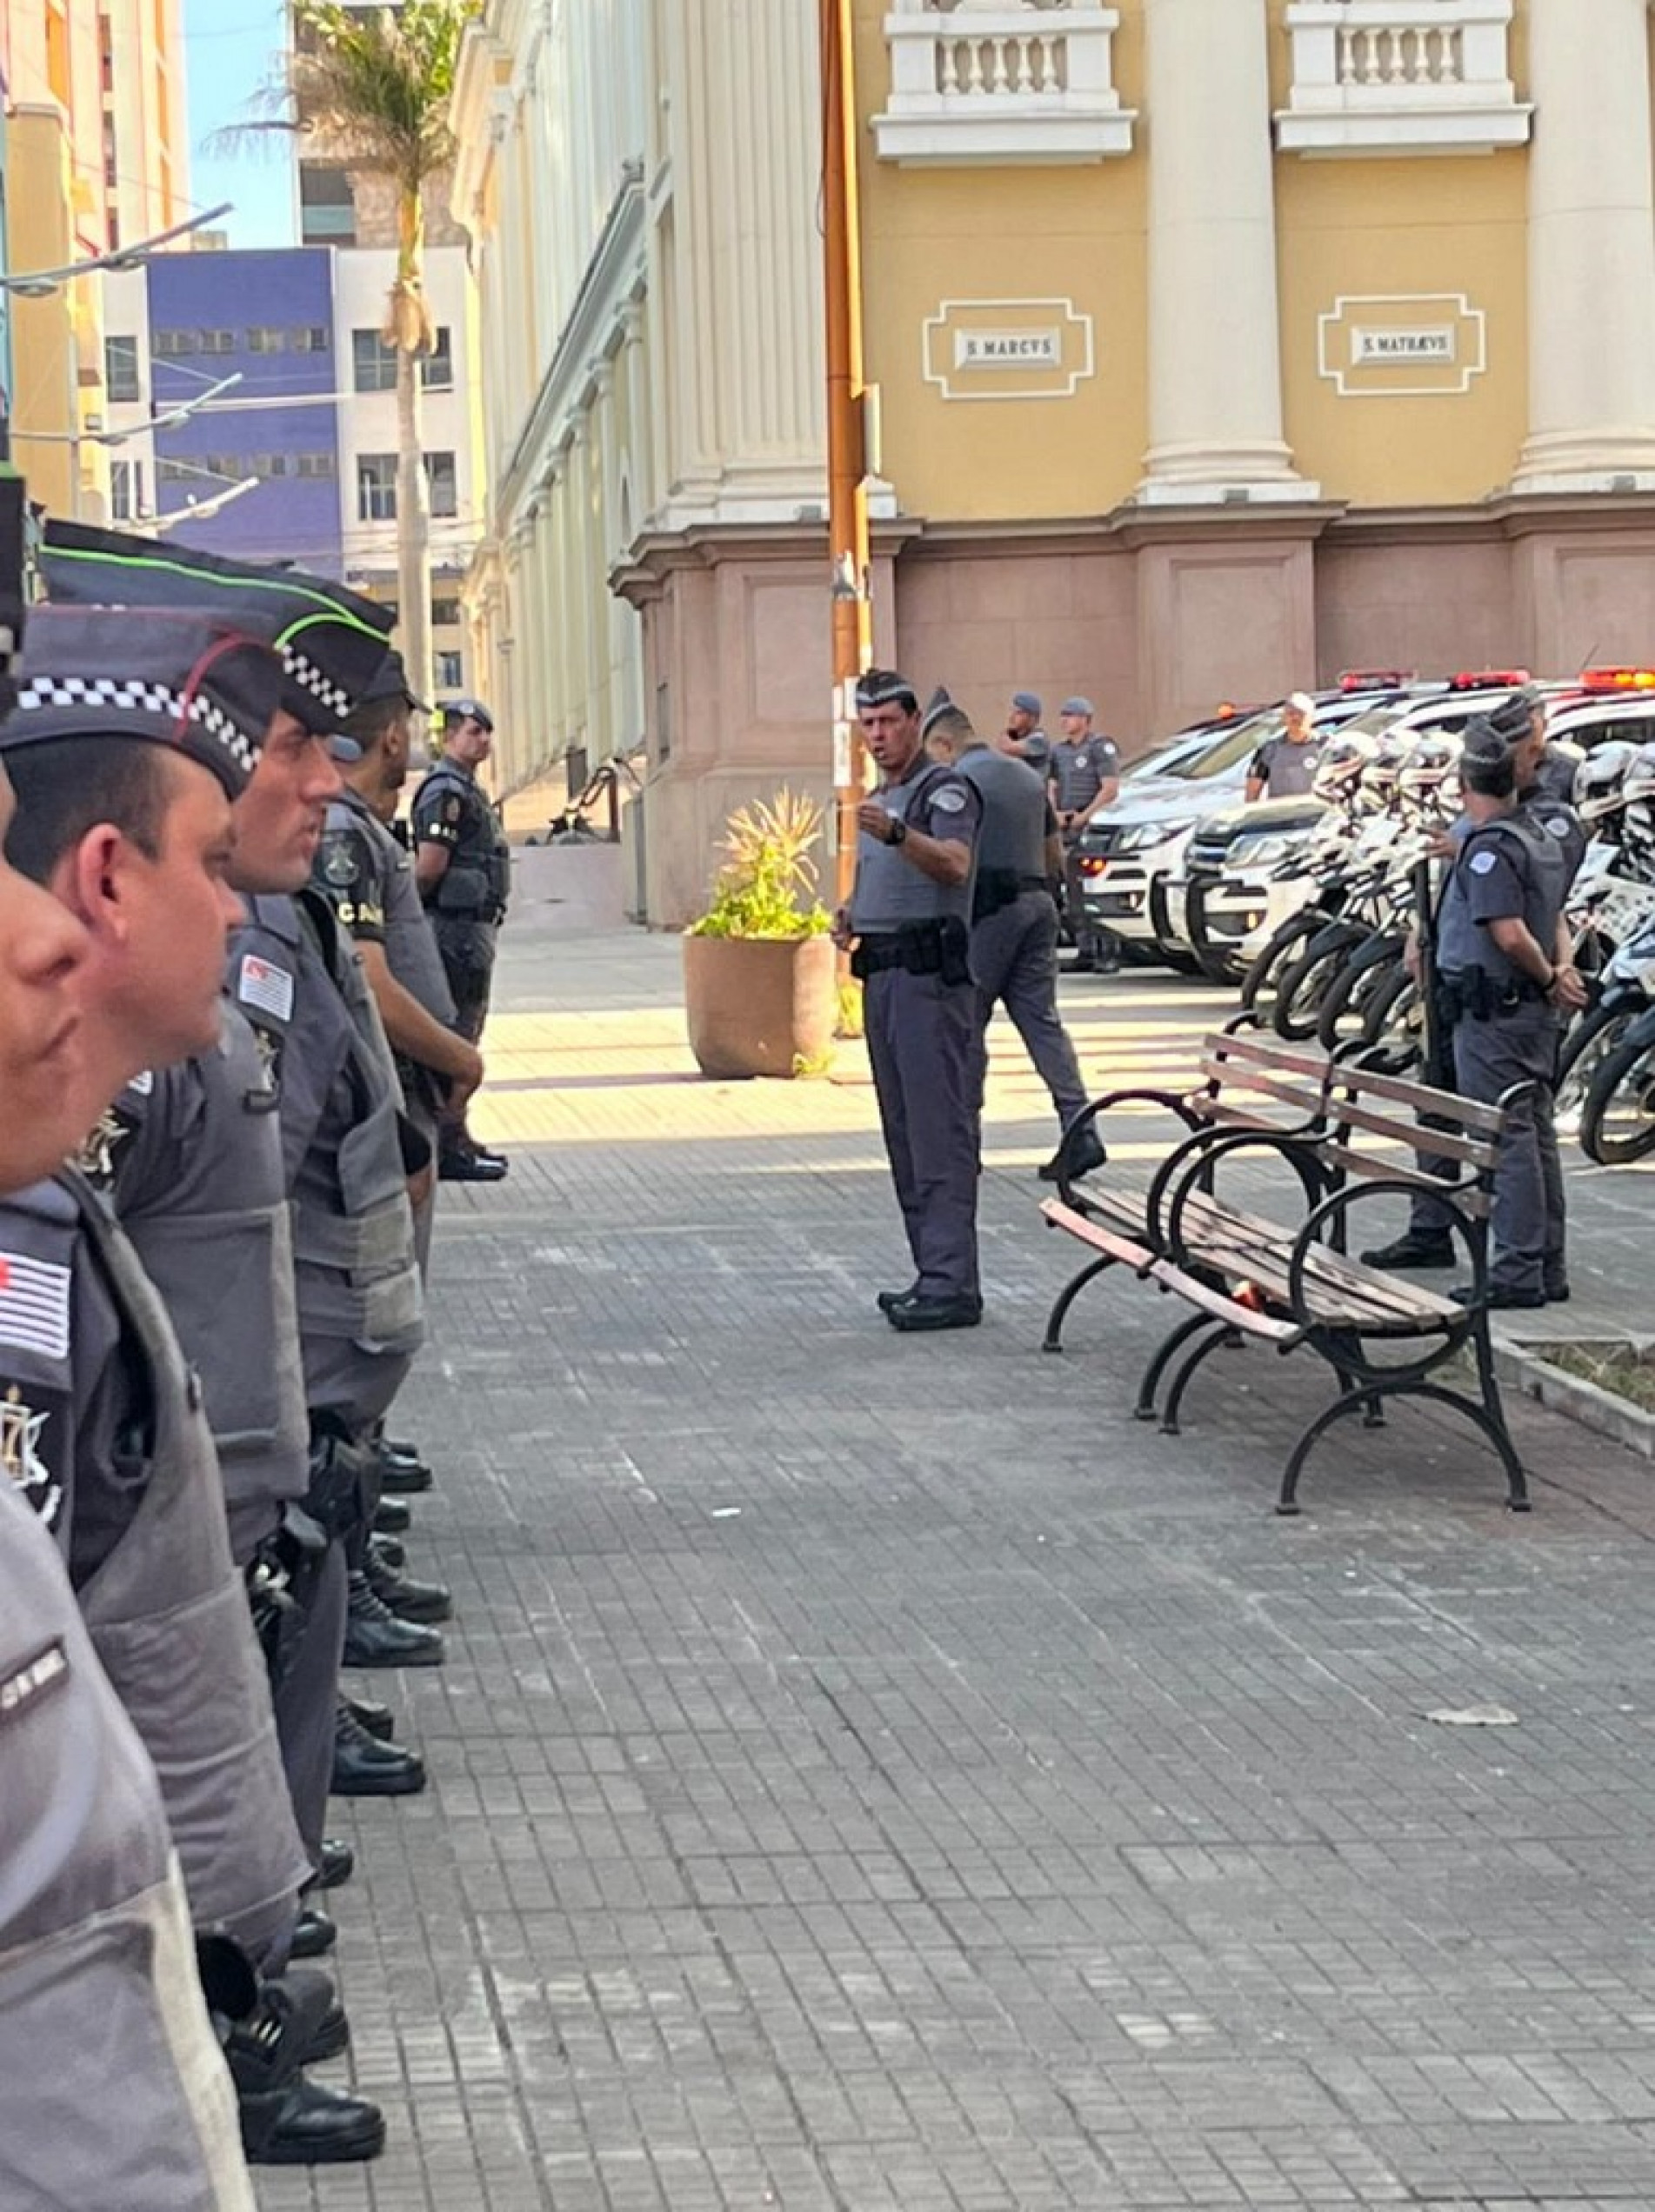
[1198,1063,1328,1116]
[1318,1143,1494,1217]
[1325,1096,1499,1169]
[1329,1060,1506,1133]
[1202,1033,1336,1083]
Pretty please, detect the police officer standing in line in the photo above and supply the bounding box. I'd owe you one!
[1047,696,1122,972]
[1001,690,1051,772]
[0,759,257,2211]
[413,697,510,1182]
[921,690,1104,1183]
[834,670,984,1332]
[1245,690,1322,799]
[36,525,431,1825]
[317,655,483,1284]
[0,610,391,2163]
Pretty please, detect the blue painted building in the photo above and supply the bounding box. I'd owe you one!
[149,247,344,574]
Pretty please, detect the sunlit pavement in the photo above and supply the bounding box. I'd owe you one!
[257,917,1655,2212]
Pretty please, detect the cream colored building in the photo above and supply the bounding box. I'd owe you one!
[3,0,189,519]
[458,0,1655,925]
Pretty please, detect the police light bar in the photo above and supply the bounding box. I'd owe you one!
[1338,668,1416,691]
[1579,665,1655,690]
[1447,669,1532,690]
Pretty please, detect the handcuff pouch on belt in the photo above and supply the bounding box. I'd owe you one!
[303,1423,376,1540]
[244,1504,326,1665]
[971,867,1021,923]
[1438,969,1548,1026]
[851,916,972,987]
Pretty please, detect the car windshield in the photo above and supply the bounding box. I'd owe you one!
[1148,718,1270,781]
[1334,703,1411,740]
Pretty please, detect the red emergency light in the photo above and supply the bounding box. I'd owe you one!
[1338,668,1416,691]
[1447,669,1532,690]
[1578,665,1655,691]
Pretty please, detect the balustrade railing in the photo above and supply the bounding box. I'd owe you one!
[872,0,1133,165]
[1278,2,1530,155]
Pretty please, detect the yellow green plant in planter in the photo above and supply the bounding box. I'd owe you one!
[683,791,838,1078]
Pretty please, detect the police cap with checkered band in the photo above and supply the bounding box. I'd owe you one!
[37,520,395,737]
[0,604,285,798]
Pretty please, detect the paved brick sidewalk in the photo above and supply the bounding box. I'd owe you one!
[258,925,1655,2211]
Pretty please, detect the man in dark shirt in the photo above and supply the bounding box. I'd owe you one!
[1047,696,1121,973]
[1245,691,1322,800]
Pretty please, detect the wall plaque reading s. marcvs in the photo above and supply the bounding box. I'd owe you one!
[923,300,1095,402]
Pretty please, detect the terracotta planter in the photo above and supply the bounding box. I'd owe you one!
[682,933,837,1079]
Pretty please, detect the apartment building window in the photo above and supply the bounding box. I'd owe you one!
[431,596,461,628]
[352,327,454,392]
[436,650,464,690]
[246,327,286,354]
[156,458,193,483]
[110,460,144,522]
[251,454,292,478]
[199,330,236,356]
[297,452,336,479]
[105,335,141,403]
[357,453,397,522]
[351,330,397,393]
[153,330,198,356]
[425,450,457,518]
[290,326,330,353]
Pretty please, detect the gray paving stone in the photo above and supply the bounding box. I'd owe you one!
[255,931,1655,2209]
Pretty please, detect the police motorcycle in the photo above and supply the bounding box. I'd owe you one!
[1558,742,1655,1159]
[1229,732,1379,1013]
[1266,731,1441,1041]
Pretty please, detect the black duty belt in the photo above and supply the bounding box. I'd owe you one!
[1438,968,1550,1023]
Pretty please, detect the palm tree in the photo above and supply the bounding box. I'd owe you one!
[246,0,477,703]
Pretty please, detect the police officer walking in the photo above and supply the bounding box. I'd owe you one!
[835,670,984,1331]
[1047,696,1121,972]
[413,698,510,1181]
[922,691,1102,1182]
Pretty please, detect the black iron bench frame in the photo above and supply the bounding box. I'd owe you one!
[1038,1023,1528,1515]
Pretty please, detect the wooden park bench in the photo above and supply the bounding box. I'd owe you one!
[1038,1025,1528,1514]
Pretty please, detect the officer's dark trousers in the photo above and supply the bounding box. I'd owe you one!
[864,968,980,1301]
[433,918,497,1154]
[271,1538,349,1869]
[1060,836,1118,965]
[968,890,1088,1131]
[1412,1006,1565,1296]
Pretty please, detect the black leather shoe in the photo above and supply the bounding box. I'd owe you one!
[378,1441,433,1495]
[343,1572,445,1669]
[1038,1129,1106,1183]
[224,1968,336,2098]
[289,1907,336,1961]
[365,1540,452,1623]
[240,2077,386,2166]
[876,1281,921,1316]
[1545,1281,1572,1304]
[373,1494,412,1534]
[332,1703,427,1796]
[342,1691,395,1741]
[314,1837,355,1891]
[886,1294,984,1334]
[438,1149,508,1183]
[369,1531,405,1570]
[1450,1283,1546,1310]
[1359,1232,1455,1269]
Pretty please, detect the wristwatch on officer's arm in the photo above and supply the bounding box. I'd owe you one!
[887,818,907,848]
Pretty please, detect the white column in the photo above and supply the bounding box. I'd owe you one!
[1512,0,1655,491]
[1137,0,1317,503]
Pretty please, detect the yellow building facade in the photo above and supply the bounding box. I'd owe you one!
[3,0,189,519]
[459,0,1655,925]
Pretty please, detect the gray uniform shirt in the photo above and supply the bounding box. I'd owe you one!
[1049,733,1120,816]
[1438,816,1567,983]
[1249,733,1323,797]
[850,762,982,934]
[957,745,1051,877]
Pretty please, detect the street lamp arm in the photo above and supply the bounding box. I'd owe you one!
[0,203,234,296]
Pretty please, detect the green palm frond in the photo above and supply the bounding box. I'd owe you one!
[690,790,832,940]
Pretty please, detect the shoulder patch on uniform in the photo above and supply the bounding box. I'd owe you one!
[321,838,360,888]
[1,1389,61,1529]
[444,796,463,823]
[1469,849,1499,875]
[1545,815,1572,838]
[931,785,969,814]
[238,952,296,1024]
[128,1069,154,1097]
[0,1255,70,1360]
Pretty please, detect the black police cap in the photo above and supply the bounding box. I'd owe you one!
[0,604,284,798]
[855,669,918,714]
[39,521,394,737]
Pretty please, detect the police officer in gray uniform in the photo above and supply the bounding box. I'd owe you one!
[413,698,510,1180]
[0,750,256,2211]
[37,523,430,1817]
[1364,704,1586,1289]
[1048,696,1122,972]
[1245,691,1323,800]
[0,606,391,2166]
[836,670,984,1331]
[1434,727,1578,1308]
[317,653,483,1283]
[922,690,1102,1183]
